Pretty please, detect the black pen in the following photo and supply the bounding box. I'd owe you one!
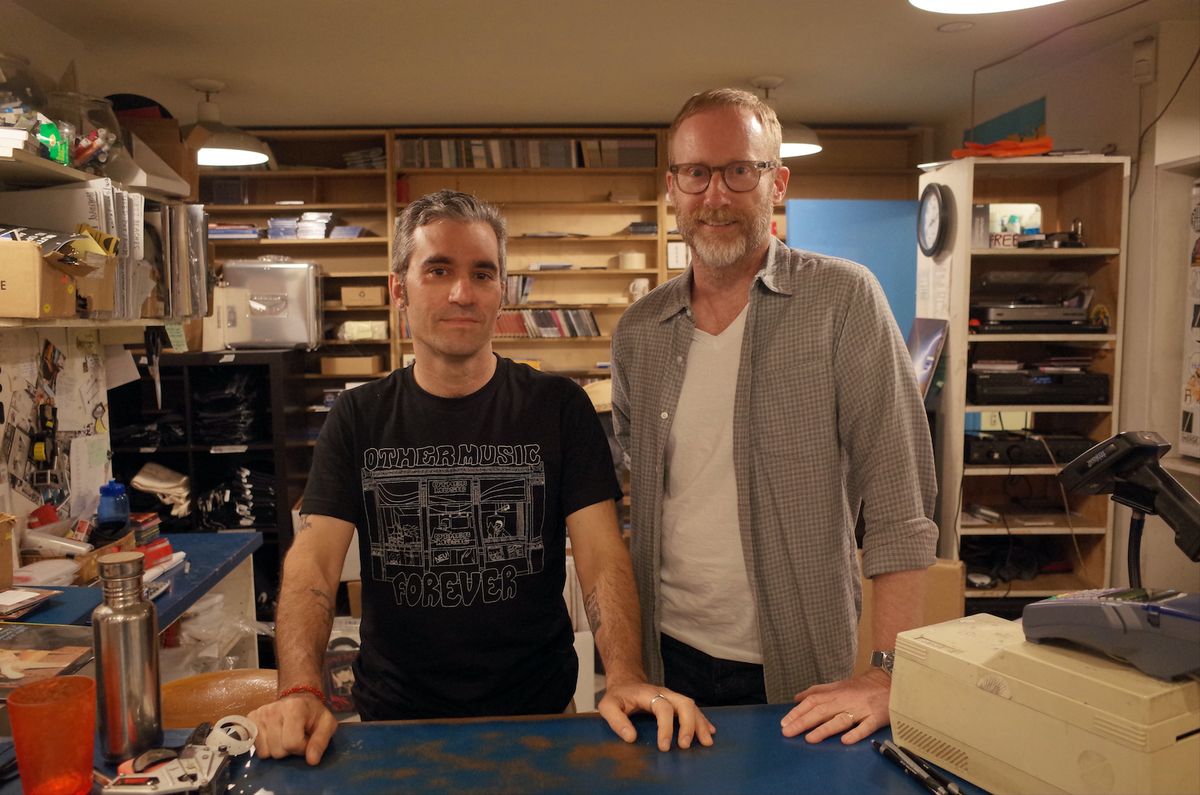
[872,739,948,795]
[908,748,963,795]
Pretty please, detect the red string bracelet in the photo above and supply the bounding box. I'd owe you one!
[278,684,328,708]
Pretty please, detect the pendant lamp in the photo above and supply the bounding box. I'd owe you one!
[749,76,822,158]
[182,79,270,167]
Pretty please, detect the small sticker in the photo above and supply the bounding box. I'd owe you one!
[165,323,187,351]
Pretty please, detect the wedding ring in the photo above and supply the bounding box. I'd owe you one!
[649,693,668,708]
[841,711,855,723]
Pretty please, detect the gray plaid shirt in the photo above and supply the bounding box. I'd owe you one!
[611,237,938,701]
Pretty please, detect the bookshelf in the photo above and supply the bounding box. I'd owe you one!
[917,156,1129,605]
[199,129,395,439]
[198,125,930,522]
[392,127,665,379]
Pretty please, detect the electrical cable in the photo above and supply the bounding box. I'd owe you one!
[1129,42,1200,197]
[1127,510,1146,589]
[1032,433,1088,585]
[998,413,1015,598]
[968,0,1154,142]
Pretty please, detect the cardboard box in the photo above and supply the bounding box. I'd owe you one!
[320,355,383,376]
[75,255,117,315]
[0,240,80,319]
[0,513,14,590]
[19,529,135,585]
[341,285,387,307]
[347,580,362,618]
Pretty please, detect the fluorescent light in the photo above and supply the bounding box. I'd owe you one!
[909,0,1064,13]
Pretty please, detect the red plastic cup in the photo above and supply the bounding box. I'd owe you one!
[7,675,95,795]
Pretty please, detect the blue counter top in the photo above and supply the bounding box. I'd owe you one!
[14,531,261,628]
[210,705,983,795]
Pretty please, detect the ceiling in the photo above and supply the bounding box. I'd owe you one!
[11,0,1200,130]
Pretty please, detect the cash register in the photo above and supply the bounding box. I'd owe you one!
[890,432,1200,795]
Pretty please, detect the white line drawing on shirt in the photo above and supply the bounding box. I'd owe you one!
[360,444,546,608]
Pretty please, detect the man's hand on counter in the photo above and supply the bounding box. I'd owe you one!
[779,668,892,745]
[247,691,339,766]
[598,682,716,751]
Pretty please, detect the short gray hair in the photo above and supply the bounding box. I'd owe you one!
[391,190,507,286]
[668,88,782,162]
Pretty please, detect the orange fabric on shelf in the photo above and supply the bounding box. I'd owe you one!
[952,136,1055,159]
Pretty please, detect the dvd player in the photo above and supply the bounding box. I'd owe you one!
[972,304,1088,323]
[972,322,1109,334]
[968,371,1109,405]
[963,431,1097,465]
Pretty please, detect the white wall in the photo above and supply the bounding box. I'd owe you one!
[0,0,171,103]
[937,20,1200,592]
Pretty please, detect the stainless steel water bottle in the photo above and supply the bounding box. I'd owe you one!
[92,551,163,760]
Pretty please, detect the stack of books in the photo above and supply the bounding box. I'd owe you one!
[343,147,385,169]
[208,223,261,240]
[129,511,162,545]
[506,275,534,304]
[496,308,601,338]
[627,221,657,235]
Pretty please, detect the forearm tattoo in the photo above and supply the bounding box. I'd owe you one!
[585,588,602,633]
[307,587,334,614]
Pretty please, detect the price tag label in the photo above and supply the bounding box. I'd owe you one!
[165,323,188,351]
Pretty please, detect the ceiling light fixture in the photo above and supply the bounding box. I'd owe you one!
[182,79,270,167]
[937,21,976,32]
[748,76,822,158]
[910,0,1064,14]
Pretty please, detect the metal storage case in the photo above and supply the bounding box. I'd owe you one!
[220,257,322,350]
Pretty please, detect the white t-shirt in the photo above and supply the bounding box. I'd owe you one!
[659,305,761,664]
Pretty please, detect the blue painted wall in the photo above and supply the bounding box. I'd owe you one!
[785,199,917,340]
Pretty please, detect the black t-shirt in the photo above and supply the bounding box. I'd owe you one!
[302,357,621,720]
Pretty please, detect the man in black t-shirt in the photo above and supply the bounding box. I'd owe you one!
[249,190,713,765]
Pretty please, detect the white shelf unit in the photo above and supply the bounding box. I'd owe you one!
[918,156,1130,600]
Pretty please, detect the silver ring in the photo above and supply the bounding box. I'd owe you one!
[841,711,855,723]
[649,693,668,708]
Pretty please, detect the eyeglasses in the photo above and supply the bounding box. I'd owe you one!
[668,160,778,194]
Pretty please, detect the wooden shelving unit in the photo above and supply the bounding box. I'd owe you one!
[917,156,1130,606]
[198,124,931,514]
[390,126,665,379]
[199,129,395,459]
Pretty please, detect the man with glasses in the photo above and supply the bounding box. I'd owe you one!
[611,89,937,745]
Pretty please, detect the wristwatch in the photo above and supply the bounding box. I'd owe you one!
[870,650,895,676]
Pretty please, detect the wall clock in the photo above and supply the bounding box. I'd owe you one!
[918,182,951,257]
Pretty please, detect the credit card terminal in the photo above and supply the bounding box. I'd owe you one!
[1023,587,1200,680]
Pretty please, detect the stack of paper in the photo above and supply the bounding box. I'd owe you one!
[0,177,174,319]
